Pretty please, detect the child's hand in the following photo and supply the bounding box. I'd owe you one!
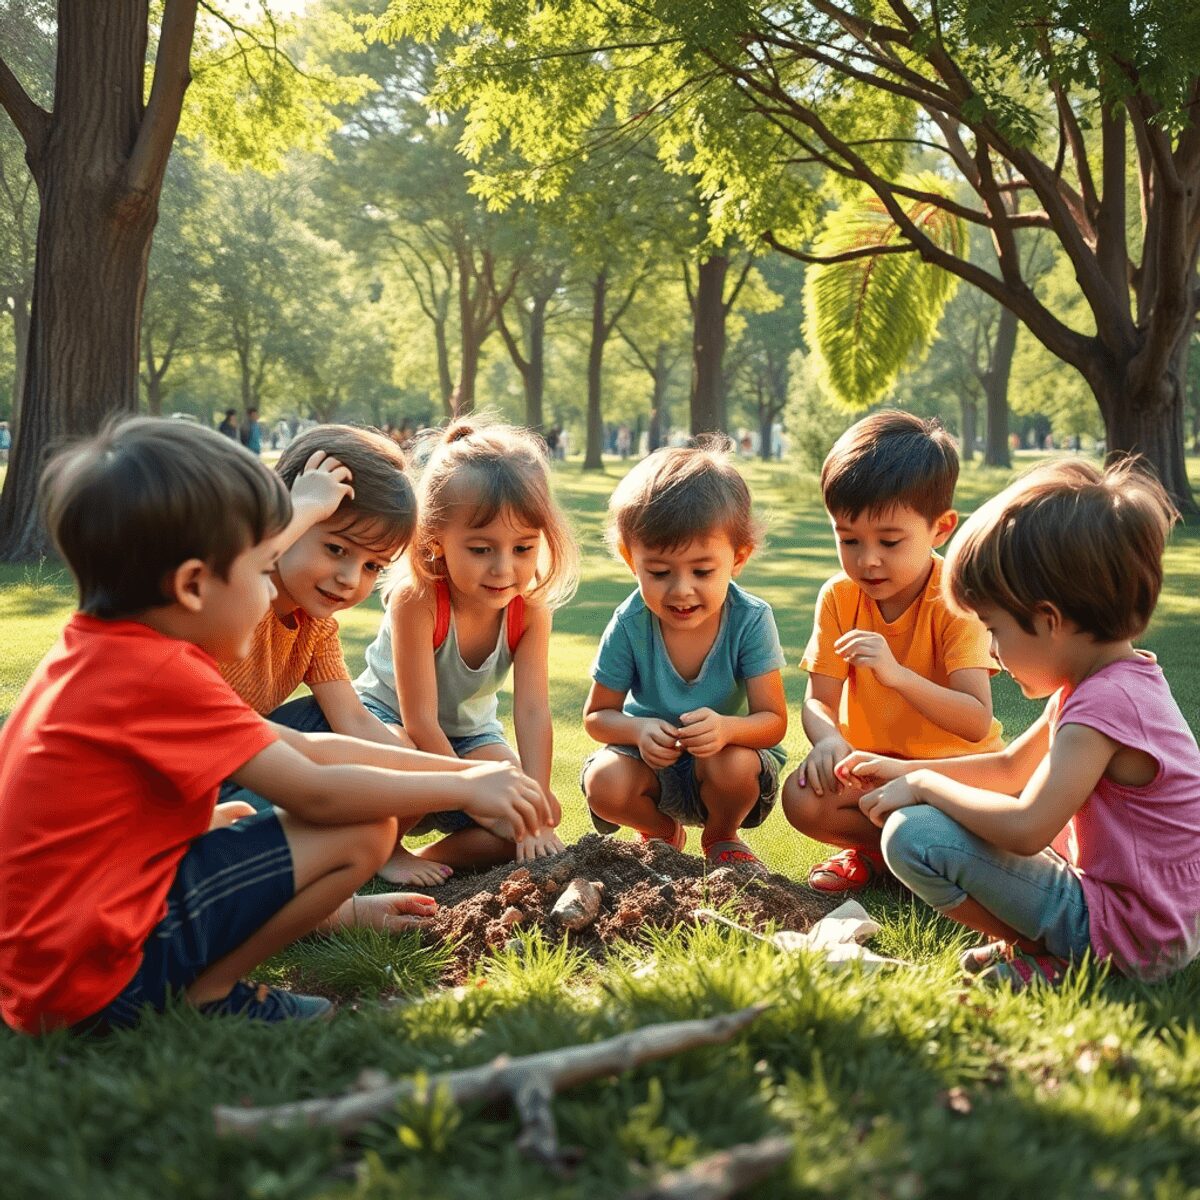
[858,775,923,827]
[290,450,354,523]
[835,750,908,788]
[515,829,566,862]
[676,708,729,758]
[834,630,906,689]
[459,760,552,840]
[638,718,682,769]
[803,734,852,797]
[208,800,256,831]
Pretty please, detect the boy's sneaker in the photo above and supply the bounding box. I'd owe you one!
[808,847,886,893]
[199,980,333,1023]
[959,940,1009,976]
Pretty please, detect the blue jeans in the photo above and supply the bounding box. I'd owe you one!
[881,805,1092,960]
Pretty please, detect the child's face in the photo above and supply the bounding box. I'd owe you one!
[973,604,1062,698]
[434,507,543,610]
[273,517,402,619]
[197,536,281,661]
[831,504,956,613]
[622,531,750,633]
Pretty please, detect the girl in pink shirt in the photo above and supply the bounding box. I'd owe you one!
[840,458,1200,988]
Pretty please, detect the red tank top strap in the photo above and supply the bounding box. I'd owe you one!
[506,593,526,656]
[433,578,452,651]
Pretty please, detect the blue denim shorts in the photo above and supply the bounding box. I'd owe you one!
[358,696,507,836]
[581,744,780,833]
[74,811,294,1033]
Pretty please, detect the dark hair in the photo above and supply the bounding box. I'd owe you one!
[276,424,416,554]
[42,415,291,619]
[946,457,1176,641]
[401,416,578,609]
[606,437,763,554]
[821,409,958,522]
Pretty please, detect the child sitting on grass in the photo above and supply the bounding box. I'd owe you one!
[356,418,579,880]
[781,410,1003,893]
[0,418,553,1034]
[581,441,787,874]
[845,458,1200,989]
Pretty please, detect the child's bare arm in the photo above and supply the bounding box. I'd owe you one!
[231,735,551,833]
[800,672,852,795]
[584,681,680,769]
[676,669,786,758]
[309,680,414,748]
[858,721,1115,856]
[512,604,554,798]
[391,590,458,758]
[834,630,993,742]
[266,719,472,773]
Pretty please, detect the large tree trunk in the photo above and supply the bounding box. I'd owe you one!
[583,269,606,471]
[758,402,773,463]
[434,313,453,418]
[450,248,481,418]
[0,1,182,560]
[690,254,728,436]
[8,284,30,438]
[983,306,1015,468]
[647,340,667,452]
[959,395,977,464]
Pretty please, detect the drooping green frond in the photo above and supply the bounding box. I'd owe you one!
[804,177,966,409]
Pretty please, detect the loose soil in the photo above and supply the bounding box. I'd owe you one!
[412,834,844,982]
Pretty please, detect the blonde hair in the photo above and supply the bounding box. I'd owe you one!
[606,437,764,556]
[946,457,1176,641]
[395,417,578,609]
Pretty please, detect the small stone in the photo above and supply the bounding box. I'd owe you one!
[550,877,605,930]
[499,906,525,928]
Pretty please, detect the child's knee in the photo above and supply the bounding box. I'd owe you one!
[695,746,759,796]
[781,769,822,831]
[583,754,638,808]
[879,805,953,883]
[359,817,399,872]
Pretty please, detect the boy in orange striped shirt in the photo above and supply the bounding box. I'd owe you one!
[782,411,1003,892]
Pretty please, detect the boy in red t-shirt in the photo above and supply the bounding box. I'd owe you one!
[0,418,553,1035]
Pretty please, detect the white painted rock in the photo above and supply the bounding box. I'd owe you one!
[550,877,605,930]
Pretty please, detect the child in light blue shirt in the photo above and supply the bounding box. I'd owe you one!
[582,443,788,872]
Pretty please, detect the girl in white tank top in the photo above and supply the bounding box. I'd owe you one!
[357,418,579,883]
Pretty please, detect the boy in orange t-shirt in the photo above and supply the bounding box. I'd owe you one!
[782,411,1003,893]
[0,419,553,1035]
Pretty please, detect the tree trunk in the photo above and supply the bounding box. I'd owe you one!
[983,305,1015,468]
[583,269,606,471]
[8,284,30,438]
[434,313,453,418]
[759,403,773,463]
[0,1,170,560]
[144,367,163,416]
[647,340,667,452]
[524,293,546,432]
[449,249,481,418]
[959,395,976,464]
[690,254,728,436]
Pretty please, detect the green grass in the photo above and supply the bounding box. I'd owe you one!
[2,453,1200,1199]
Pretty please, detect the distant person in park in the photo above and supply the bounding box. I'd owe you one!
[355,418,579,882]
[581,440,788,874]
[217,409,238,440]
[0,418,552,1034]
[781,411,1003,893]
[844,459,1200,990]
[240,407,263,455]
[0,420,10,464]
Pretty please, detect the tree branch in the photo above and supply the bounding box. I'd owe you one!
[126,0,199,196]
[0,54,49,164]
[763,230,920,265]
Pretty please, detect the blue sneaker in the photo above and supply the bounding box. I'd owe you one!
[199,980,333,1022]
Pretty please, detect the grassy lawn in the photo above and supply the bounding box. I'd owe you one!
[2,453,1199,1198]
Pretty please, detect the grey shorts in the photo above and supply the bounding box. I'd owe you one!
[581,744,780,833]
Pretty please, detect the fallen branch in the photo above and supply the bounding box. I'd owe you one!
[214,1004,768,1160]
[624,1135,794,1199]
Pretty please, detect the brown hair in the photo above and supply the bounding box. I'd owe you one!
[277,424,415,553]
[821,409,958,522]
[946,457,1176,641]
[400,417,578,609]
[43,415,291,619]
[606,437,763,555]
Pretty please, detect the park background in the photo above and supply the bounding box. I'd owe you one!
[1,2,1200,1198]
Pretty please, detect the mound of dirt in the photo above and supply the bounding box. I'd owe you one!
[413,834,843,982]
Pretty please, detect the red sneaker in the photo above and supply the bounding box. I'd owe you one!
[807,847,886,893]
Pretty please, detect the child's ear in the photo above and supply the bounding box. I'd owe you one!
[165,559,208,613]
[930,509,958,549]
[731,544,753,576]
[617,542,636,573]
